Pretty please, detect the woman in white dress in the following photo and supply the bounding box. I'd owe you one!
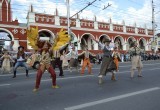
[0,50,14,74]
[60,51,69,69]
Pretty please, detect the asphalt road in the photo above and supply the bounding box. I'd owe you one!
[0,60,160,110]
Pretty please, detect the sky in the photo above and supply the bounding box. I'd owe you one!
[8,0,160,33]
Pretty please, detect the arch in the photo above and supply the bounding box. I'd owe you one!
[99,34,111,43]
[139,37,147,49]
[114,35,125,50]
[126,36,136,50]
[127,36,136,42]
[80,33,95,50]
[70,32,78,43]
[0,28,14,40]
[38,29,55,44]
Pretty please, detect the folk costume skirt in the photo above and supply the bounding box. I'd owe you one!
[99,57,116,76]
[131,56,143,70]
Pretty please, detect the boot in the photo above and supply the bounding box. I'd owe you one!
[111,74,116,81]
[12,71,16,78]
[26,70,29,77]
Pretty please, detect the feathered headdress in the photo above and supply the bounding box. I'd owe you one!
[27,26,39,50]
[52,28,70,50]
[27,27,70,51]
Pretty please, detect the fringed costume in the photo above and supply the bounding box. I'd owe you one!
[96,39,117,84]
[128,41,144,78]
[78,48,96,75]
[112,47,121,72]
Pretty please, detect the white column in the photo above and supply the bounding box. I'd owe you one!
[123,25,126,33]
[28,12,35,23]
[122,43,127,50]
[55,16,60,25]
[94,43,98,50]
[94,21,98,29]
[76,19,80,28]
[12,40,20,51]
[110,23,113,31]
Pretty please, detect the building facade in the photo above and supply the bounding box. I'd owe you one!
[0,0,153,53]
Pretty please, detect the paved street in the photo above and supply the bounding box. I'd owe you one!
[0,60,160,110]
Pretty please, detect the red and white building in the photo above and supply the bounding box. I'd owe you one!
[0,0,153,53]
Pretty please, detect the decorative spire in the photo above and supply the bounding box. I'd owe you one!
[94,15,97,21]
[55,8,58,16]
[29,4,34,12]
[109,17,112,23]
[133,22,136,27]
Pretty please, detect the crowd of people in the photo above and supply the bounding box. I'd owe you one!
[0,38,160,91]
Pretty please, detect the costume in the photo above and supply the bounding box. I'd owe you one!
[35,43,58,90]
[66,47,79,72]
[128,41,144,78]
[97,39,117,84]
[112,48,121,72]
[78,48,96,75]
[0,51,14,74]
[51,50,64,76]
[26,51,40,68]
[27,27,70,91]
[60,51,69,69]
[13,46,29,78]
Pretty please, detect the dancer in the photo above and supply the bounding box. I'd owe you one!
[112,47,121,72]
[52,49,64,76]
[128,41,144,78]
[66,46,79,72]
[33,40,59,92]
[27,27,70,91]
[0,50,14,74]
[79,47,96,75]
[13,46,29,78]
[60,50,69,69]
[93,39,117,84]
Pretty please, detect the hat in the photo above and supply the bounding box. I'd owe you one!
[18,46,24,50]
[103,39,111,43]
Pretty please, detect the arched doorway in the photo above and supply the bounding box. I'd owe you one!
[114,36,124,50]
[39,31,54,43]
[99,35,110,49]
[0,31,12,52]
[139,38,145,49]
[127,37,136,50]
[80,34,95,50]
[38,29,55,44]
